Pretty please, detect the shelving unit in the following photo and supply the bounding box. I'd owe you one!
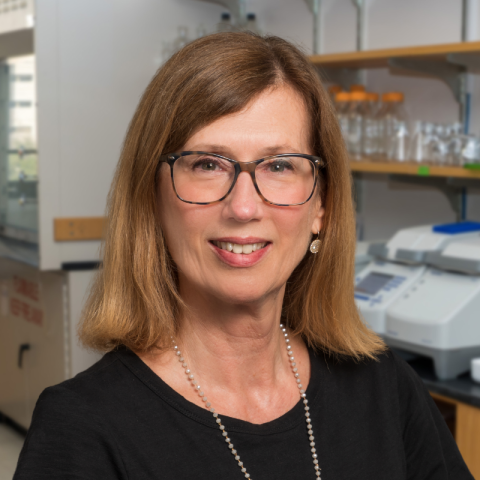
[350,160,480,179]
[309,41,480,221]
[309,41,480,70]
[310,41,480,123]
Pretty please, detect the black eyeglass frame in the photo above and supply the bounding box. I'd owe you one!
[158,151,325,207]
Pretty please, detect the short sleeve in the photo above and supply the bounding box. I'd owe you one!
[394,354,474,480]
[13,385,128,480]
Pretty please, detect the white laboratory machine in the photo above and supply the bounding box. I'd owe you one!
[355,241,373,275]
[385,233,480,380]
[354,222,480,336]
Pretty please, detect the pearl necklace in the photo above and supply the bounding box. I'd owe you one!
[172,324,321,479]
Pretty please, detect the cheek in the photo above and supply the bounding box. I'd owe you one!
[272,207,314,255]
[156,174,214,269]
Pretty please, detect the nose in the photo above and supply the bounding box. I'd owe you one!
[222,171,263,222]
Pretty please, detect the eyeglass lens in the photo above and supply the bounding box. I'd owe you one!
[172,154,316,205]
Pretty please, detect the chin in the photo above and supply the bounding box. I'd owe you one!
[211,282,275,305]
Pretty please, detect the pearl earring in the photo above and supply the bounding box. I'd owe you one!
[310,231,321,254]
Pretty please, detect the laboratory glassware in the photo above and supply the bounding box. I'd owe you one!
[362,92,379,157]
[347,91,368,160]
[217,12,233,32]
[335,91,350,143]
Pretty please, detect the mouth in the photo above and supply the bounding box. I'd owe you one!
[210,241,268,255]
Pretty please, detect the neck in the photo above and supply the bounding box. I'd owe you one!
[176,284,288,393]
[138,279,310,423]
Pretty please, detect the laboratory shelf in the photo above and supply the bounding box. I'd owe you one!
[309,41,480,70]
[350,160,480,179]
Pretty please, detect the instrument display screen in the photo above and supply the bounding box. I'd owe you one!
[355,272,395,296]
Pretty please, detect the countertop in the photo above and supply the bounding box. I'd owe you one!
[406,355,480,409]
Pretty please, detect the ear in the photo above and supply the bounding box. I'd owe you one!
[311,201,325,235]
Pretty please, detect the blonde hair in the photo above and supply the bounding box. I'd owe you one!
[79,32,385,359]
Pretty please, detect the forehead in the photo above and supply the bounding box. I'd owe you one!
[183,85,311,155]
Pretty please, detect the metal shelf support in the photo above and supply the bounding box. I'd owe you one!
[388,51,480,127]
[351,0,366,52]
[387,175,472,222]
[318,67,362,91]
[303,0,322,54]
[316,0,365,88]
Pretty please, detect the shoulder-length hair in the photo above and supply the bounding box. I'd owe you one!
[79,32,385,359]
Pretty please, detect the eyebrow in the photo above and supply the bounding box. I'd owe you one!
[185,144,304,156]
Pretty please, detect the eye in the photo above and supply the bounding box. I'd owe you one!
[201,161,217,171]
[268,160,294,173]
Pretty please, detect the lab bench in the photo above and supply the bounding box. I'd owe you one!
[408,356,480,478]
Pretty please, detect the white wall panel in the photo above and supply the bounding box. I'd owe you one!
[367,0,461,49]
[361,175,456,242]
[36,0,227,269]
[320,0,357,54]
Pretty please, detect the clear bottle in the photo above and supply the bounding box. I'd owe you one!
[173,26,190,53]
[371,93,391,160]
[383,92,409,162]
[196,24,208,39]
[218,12,233,32]
[366,92,380,117]
[347,91,368,160]
[408,121,425,163]
[245,13,260,34]
[335,91,350,143]
[362,92,379,157]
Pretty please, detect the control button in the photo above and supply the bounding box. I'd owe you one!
[354,294,370,301]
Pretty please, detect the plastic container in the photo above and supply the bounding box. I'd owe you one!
[335,92,350,142]
[472,358,480,384]
[218,12,233,32]
[362,93,379,157]
[347,91,368,160]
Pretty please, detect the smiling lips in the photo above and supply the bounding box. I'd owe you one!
[209,238,271,267]
[211,241,268,255]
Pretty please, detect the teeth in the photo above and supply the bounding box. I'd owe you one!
[233,244,243,254]
[242,244,253,254]
[214,241,266,254]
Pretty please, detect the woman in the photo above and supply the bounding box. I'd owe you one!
[14,33,472,479]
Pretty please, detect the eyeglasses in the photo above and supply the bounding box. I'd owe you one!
[158,151,325,206]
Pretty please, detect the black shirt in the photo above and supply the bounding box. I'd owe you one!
[14,346,473,479]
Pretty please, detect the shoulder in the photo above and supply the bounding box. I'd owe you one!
[15,351,131,480]
[312,346,417,392]
[35,349,131,417]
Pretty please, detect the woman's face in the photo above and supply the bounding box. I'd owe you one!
[157,85,324,305]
